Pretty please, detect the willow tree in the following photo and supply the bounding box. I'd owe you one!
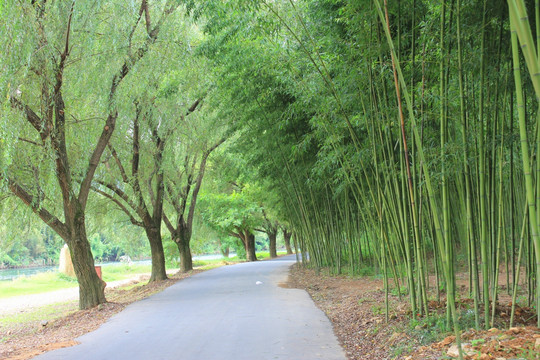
[200,188,263,262]
[163,135,225,272]
[251,185,285,259]
[93,15,218,278]
[260,211,280,258]
[155,55,227,271]
[93,100,171,282]
[0,0,179,308]
[282,227,294,255]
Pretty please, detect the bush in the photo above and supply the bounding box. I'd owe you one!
[163,237,180,268]
[1,253,18,267]
[232,239,246,259]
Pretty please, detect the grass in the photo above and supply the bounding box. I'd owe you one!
[407,307,478,346]
[192,258,237,267]
[392,340,414,358]
[192,260,232,270]
[516,347,540,360]
[0,251,288,299]
[0,272,78,299]
[190,250,289,268]
[0,301,77,328]
[0,264,154,299]
[100,263,152,282]
[113,281,148,292]
[256,250,289,260]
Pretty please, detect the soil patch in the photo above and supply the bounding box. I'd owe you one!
[287,264,540,360]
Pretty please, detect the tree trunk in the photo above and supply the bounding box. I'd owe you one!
[218,239,230,258]
[221,246,230,258]
[175,232,193,272]
[269,231,277,258]
[146,227,167,281]
[67,213,106,310]
[283,229,293,254]
[246,232,257,262]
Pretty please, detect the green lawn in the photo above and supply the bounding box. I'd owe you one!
[256,250,288,260]
[0,300,77,328]
[100,263,153,282]
[0,264,154,299]
[0,252,290,299]
[191,251,288,267]
[0,272,78,299]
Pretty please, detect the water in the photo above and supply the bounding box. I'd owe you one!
[0,266,57,281]
[0,254,231,281]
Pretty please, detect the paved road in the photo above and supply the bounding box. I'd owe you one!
[35,256,346,360]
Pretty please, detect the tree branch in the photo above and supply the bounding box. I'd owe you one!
[142,0,152,36]
[4,176,68,240]
[165,180,181,210]
[18,137,43,147]
[77,112,115,208]
[132,103,141,178]
[163,212,175,233]
[51,3,75,211]
[151,130,166,222]
[10,98,49,141]
[127,1,145,49]
[130,108,149,217]
[184,137,226,231]
[206,137,227,156]
[185,155,208,232]
[147,167,157,207]
[150,0,180,38]
[92,186,143,227]
[187,97,202,114]
[94,179,142,216]
[229,231,242,240]
[107,144,129,183]
[78,2,179,209]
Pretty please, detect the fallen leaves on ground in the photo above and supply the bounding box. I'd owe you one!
[287,264,540,360]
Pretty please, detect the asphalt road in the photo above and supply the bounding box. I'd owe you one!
[35,255,347,360]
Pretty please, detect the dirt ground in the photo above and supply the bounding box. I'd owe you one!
[0,270,202,360]
[286,264,540,360]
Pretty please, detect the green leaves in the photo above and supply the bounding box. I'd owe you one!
[199,190,262,236]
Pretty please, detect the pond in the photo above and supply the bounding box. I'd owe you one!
[0,266,58,281]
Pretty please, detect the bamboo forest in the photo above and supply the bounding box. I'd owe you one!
[2,0,540,359]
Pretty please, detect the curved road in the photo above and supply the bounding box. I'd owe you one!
[35,255,346,360]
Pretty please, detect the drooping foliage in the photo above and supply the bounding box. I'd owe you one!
[0,0,183,309]
[1,1,540,349]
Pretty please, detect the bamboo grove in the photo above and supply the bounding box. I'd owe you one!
[200,0,540,342]
[2,0,540,347]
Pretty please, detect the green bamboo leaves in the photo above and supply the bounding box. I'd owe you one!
[176,0,540,343]
[508,0,540,327]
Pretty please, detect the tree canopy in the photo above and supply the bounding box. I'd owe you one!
[2,2,540,351]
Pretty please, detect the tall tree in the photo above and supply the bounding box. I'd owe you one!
[0,0,179,308]
[93,101,171,281]
[260,210,279,258]
[281,227,294,255]
[163,136,225,272]
[200,189,262,262]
